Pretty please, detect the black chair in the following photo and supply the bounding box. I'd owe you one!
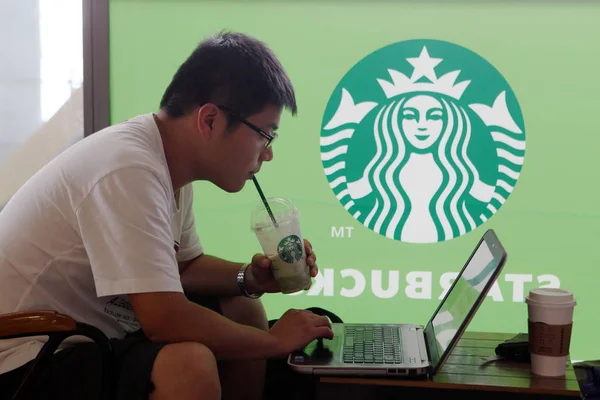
[0,310,115,400]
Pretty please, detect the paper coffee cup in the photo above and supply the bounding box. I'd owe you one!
[526,288,576,377]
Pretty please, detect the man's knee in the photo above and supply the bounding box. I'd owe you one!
[219,296,269,331]
[151,342,220,398]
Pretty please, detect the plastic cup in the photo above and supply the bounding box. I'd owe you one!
[250,197,312,294]
[525,288,576,377]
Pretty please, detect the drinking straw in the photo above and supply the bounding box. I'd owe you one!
[252,176,278,228]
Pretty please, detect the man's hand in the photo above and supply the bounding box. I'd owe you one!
[268,308,334,355]
[246,239,318,294]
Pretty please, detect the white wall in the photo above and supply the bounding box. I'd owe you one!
[0,0,42,163]
[0,0,84,208]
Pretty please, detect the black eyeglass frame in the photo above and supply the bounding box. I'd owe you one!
[218,105,278,148]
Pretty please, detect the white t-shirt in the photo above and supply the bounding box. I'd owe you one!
[0,113,204,375]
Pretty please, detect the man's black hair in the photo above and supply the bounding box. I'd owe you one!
[160,31,297,119]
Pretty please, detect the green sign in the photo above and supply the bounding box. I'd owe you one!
[109,0,600,362]
[321,40,525,243]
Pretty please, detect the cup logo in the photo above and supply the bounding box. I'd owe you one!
[320,39,526,243]
[277,235,303,263]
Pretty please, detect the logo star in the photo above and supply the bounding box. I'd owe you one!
[407,46,442,82]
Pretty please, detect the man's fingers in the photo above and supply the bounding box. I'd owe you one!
[314,315,332,328]
[251,253,271,268]
[315,326,334,340]
[304,239,313,255]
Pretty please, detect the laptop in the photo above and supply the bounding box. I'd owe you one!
[288,228,507,378]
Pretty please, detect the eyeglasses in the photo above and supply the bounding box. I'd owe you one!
[218,105,278,148]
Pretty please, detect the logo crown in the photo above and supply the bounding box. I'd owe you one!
[377,46,470,100]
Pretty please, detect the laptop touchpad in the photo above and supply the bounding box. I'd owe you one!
[303,336,340,363]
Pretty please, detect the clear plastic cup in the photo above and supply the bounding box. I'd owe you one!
[250,197,312,294]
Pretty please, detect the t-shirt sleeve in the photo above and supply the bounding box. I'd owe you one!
[75,167,183,297]
[176,184,204,262]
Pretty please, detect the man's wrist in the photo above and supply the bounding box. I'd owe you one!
[237,263,263,299]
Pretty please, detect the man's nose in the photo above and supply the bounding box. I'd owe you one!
[261,146,274,162]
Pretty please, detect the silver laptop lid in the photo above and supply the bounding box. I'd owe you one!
[424,229,507,375]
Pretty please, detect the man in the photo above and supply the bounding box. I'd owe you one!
[0,31,333,400]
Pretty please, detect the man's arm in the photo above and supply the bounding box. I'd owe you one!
[129,291,278,359]
[179,254,259,296]
[128,291,333,360]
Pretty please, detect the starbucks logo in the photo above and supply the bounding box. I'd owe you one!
[320,39,526,243]
[277,235,303,263]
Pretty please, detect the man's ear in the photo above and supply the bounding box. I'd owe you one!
[196,104,220,137]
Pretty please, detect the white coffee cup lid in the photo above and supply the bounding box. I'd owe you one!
[526,288,576,306]
[250,197,300,231]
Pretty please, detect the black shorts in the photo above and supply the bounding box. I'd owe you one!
[0,293,221,400]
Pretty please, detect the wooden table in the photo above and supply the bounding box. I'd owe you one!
[316,332,582,399]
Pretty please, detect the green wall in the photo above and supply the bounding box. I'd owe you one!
[109,0,600,361]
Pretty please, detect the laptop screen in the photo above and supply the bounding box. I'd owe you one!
[424,230,505,373]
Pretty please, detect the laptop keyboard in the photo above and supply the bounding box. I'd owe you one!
[342,325,403,364]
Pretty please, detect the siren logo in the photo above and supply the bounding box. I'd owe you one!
[277,235,304,263]
[320,40,526,243]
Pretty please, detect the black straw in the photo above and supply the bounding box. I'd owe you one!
[252,176,278,227]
